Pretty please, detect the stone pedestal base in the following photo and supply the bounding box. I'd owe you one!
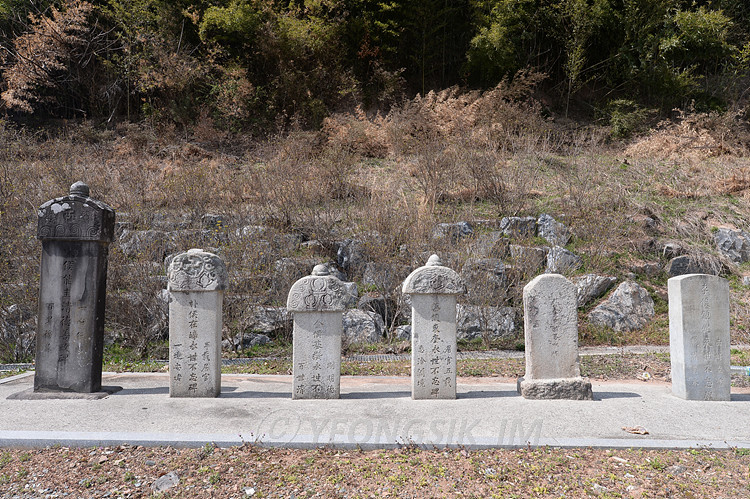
[9,385,122,400]
[517,377,593,400]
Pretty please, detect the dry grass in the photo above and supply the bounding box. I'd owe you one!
[3,89,750,361]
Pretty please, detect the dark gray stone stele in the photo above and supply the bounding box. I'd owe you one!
[34,182,115,393]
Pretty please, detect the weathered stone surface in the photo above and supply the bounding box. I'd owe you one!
[35,182,114,394]
[629,261,662,276]
[243,306,291,334]
[167,249,228,292]
[288,265,346,399]
[460,258,507,305]
[714,228,750,264]
[152,472,180,492]
[402,255,464,295]
[456,305,517,341]
[337,238,366,271]
[537,214,571,246]
[518,377,593,400]
[394,325,411,341]
[571,274,617,308]
[500,216,537,238]
[343,309,384,344]
[509,245,548,274]
[662,241,688,259]
[341,281,359,308]
[666,254,724,277]
[222,332,271,351]
[520,274,592,400]
[402,255,463,399]
[669,274,730,401]
[37,181,115,242]
[588,281,654,332]
[546,246,582,274]
[409,294,458,399]
[168,249,225,398]
[469,231,509,258]
[431,222,473,242]
[287,265,348,312]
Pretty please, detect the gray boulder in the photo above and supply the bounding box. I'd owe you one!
[509,245,548,274]
[460,258,507,304]
[394,325,411,341]
[431,222,474,242]
[714,228,750,264]
[243,306,291,335]
[337,238,367,271]
[571,274,617,308]
[588,281,654,332]
[0,304,36,361]
[457,305,518,341]
[666,254,724,277]
[362,262,411,290]
[223,332,272,351]
[343,309,384,344]
[546,246,582,274]
[341,281,359,308]
[500,216,537,238]
[537,214,571,246]
[270,257,318,299]
[469,231,509,258]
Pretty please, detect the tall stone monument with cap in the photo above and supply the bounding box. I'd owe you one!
[167,248,227,398]
[34,181,115,394]
[669,274,730,401]
[287,264,347,399]
[402,254,464,399]
[518,273,593,400]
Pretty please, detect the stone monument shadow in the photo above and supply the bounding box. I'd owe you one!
[730,393,750,402]
[458,389,518,399]
[593,391,641,401]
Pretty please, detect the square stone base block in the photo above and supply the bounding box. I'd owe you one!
[8,386,122,400]
[517,377,593,400]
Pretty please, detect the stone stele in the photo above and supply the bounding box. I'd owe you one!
[668,274,730,401]
[518,274,593,400]
[402,254,464,400]
[34,181,116,394]
[167,248,227,398]
[287,264,347,399]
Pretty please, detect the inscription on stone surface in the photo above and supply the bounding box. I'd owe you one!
[519,274,592,400]
[169,249,225,398]
[288,265,346,400]
[34,182,114,394]
[403,255,463,400]
[669,274,730,401]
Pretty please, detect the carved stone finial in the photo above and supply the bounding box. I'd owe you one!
[70,181,90,198]
[312,264,330,276]
[168,249,227,292]
[426,254,442,267]
[402,255,464,295]
[287,270,346,312]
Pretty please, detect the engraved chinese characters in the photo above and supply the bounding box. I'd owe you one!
[668,274,730,401]
[518,274,593,400]
[287,264,347,399]
[35,181,115,393]
[402,254,464,400]
[168,249,227,397]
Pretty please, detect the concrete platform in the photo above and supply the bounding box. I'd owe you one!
[2,372,749,450]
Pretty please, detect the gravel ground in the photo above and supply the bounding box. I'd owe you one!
[1,445,749,498]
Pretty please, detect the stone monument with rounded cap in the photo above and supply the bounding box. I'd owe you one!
[402,254,464,399]
[287,264,347,399]
[167,248,227,397]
